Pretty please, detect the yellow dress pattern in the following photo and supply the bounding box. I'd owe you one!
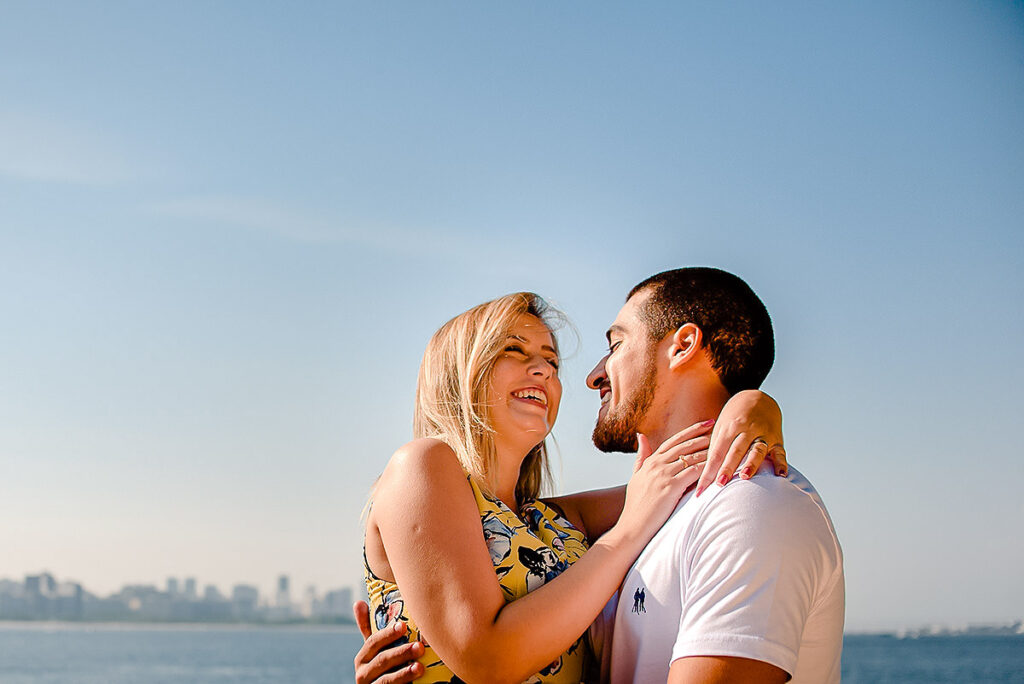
[365,476,590,683]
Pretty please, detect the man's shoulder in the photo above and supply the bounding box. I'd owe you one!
[640,471,844,684]
[695,465,831,518]
[680,465,841,561]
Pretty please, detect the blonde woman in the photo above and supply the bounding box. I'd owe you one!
[359,293,784,683]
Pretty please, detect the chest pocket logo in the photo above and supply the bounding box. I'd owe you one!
[631,587,646,614]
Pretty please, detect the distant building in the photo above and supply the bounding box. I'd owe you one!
[301,585,317,618]
[323,587,354,620]
[231,584,259,620]
[276,575,290,608]
[24,573,58,618]
[184,577,197,600]
[55,582,84,620]
[166,577,179,595]
[265,575,294,620]
[25,573,57,598]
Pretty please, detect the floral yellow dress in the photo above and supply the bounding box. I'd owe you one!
[364,475,590,683]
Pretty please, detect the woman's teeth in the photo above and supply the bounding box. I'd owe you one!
[513,389,547,405]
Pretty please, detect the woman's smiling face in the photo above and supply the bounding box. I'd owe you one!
[486,313,562,445]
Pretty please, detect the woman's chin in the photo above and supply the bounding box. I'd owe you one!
[496,415,553,443]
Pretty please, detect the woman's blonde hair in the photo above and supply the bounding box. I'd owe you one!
[413,292,566,506]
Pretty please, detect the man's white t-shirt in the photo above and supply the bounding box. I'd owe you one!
[607,464,845,683]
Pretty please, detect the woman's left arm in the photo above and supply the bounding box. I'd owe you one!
[696,388,787,496]
[549,389,787,542]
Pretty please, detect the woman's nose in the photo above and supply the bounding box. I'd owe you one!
[529,356,551,376]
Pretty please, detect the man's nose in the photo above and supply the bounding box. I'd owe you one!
[586,356,608,389]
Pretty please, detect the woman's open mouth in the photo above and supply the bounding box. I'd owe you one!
[512,387,547,407]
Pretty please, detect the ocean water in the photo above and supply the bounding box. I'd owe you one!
[0,624,359,684]
[841,633,1024,683]
[0,623,1022,683]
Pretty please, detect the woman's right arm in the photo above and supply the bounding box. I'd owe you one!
[550,388,789,544]
[547,421,716,544]
[371,437,702,684]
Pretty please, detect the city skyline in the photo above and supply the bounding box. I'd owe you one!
[0,570,355,624]
[3,569,1021,640]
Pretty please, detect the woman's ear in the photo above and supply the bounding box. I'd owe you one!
[668,323,702,370]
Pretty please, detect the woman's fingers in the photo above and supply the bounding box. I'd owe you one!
[649,450,709,485]
[653,420,714,456]
[671,460,707,487]
[736,438,770,479]
[698,431,752,496]
[697,434,790,496]
[660,443,709,469]
[643,458,706,506]
[677,435,711,456]
[703,424,731,492]
[769,444,788,476]
[643,436,711,470]
[633,433,654,474]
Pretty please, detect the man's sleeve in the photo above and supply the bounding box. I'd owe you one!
[671,477,842,676]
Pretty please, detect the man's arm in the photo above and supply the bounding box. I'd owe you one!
[668,656,788,684]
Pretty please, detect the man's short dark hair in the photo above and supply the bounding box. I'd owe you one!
[628,267,774,395]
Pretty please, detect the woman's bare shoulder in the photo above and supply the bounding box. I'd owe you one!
[377,437,465,496]
[388,437,458,469]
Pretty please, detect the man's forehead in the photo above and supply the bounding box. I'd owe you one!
[605,294,646,340]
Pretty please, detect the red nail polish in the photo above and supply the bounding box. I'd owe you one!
[702,419,715,427]
[741,467,752,479]
[718,473,729,486]
[695,485,705,497]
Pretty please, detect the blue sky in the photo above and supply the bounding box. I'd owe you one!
[1,2,1022,632]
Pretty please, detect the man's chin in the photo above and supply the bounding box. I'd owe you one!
[592,424,638,453]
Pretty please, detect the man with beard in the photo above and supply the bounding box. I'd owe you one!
[354,268,844,683]
[584,268,844,683]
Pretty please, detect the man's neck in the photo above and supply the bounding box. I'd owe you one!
[642,380,731,448]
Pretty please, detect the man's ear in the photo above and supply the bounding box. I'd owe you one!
[668,323,702,370]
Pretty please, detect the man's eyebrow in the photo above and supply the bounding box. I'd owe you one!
[605,324,626,343]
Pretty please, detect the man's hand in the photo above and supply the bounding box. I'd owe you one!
[353,600,425,684]
[668,655,789,683]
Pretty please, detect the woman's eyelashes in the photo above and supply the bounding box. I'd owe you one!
[505,344,559,370]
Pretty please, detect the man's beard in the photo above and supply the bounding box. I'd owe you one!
[592,354,657,453]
